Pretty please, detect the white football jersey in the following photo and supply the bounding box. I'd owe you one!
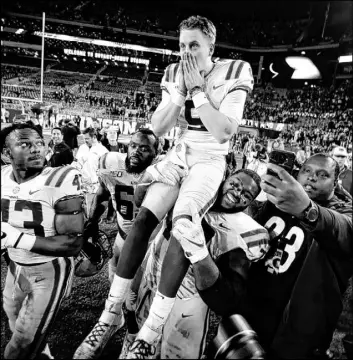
[1,165,82,264]
[97,152,148,238]
[160,59,254,154]
[144,210,270,299]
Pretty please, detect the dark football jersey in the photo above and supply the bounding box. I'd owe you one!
[244,197,352,358]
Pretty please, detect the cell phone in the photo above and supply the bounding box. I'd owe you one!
[267,150,296,178]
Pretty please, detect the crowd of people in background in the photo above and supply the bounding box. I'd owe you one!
[1,8,352,359]
[4,0,351,46]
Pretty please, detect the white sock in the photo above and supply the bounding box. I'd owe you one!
[137,291,175,344]
[105,275,132,310]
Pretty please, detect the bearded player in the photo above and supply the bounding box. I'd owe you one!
[119,169,269,359]
[80,128,161,281]
[0,123,85,359]
[74,15,253,359]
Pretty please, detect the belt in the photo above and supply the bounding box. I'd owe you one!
[187,125,208,132]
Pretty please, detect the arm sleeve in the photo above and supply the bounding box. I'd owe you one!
[301,203,353,259]
[218,61,254,126]
[218,90,248,127]
[198,248,250,317]
[154,64,175,112]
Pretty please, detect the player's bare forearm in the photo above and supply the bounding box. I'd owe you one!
[89,183,110,221]
[31,233,84,257]
[193,254,220,290]
[151,101,181,137]
[198,104,238,144]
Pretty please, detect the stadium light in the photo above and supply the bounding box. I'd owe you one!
[285,57,321,79]
[338,55,352,63]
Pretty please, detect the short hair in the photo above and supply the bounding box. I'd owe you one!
[51,127,63,134]
[82,127,97,138]
[131,128,159,153]
[179,15,216,45]
[302,153,340,183]
[0,122,43,153]
[229,169,262,194]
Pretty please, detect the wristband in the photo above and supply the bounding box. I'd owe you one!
[1,231,36,251]
[189,86,203,98]
[171,93,186,107]
[185,246,209,264]
[15,233,36,251]
[192,92,209,109]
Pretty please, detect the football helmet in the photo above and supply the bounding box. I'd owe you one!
[74,230,113,277]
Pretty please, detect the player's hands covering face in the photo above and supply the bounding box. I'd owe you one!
[181,53,205,91]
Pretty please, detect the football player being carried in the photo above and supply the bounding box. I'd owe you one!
[1,122,85,359]
[74,15,253,359]
[121,169,269,359]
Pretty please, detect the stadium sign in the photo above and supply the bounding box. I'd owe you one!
[63,49,149,64]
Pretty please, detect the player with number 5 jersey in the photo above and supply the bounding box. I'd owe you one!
[1,123,85,359]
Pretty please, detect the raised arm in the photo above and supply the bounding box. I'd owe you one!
[151,63,186,136]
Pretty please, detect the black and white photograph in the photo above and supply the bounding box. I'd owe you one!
[1,0,352,359]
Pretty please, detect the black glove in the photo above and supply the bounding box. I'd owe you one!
[83,219,99,242]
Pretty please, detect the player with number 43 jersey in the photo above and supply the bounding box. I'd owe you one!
[1,123,85,359]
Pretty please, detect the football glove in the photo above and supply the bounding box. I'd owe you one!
[74,230,113,277]
[1,222,36,251]
[171,203,209,264]
[145,161,187,187]
[83,219,100,241]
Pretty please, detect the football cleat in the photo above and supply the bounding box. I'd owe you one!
[119,332,137,359]
[73,302,125,359]
[126,335,161,360]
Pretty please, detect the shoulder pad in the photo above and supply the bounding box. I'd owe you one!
[225,60,246,80]
[98,153,110,170]
[44,165,78,187]
[99,152,126,171]
[164,63,180,83]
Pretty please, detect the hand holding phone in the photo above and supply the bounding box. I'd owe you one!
[267,150,296,179]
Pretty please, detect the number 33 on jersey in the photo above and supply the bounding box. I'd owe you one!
[264,216,305,274]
